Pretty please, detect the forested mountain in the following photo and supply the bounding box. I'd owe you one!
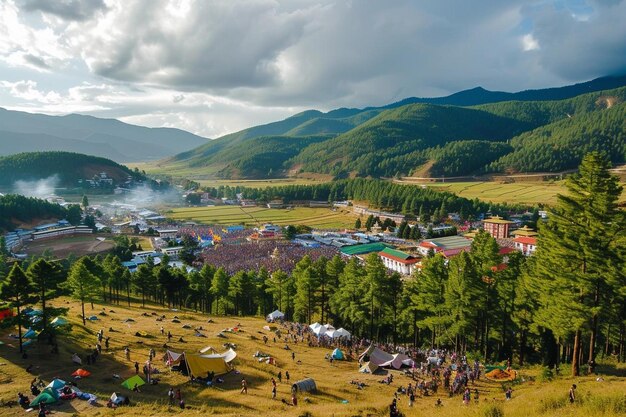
[0,151,146,188]
[0,108,207,162]
[159,77,626,180]
[0,194,74,231]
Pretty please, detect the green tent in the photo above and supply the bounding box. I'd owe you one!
[121,375,145,390]
[30,388,59,407]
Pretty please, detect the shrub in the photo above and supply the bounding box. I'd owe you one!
[482,404,504,417]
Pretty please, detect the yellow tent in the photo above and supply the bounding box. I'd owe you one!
[185,354,230,377]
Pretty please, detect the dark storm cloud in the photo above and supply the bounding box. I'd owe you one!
[21,0,107,21]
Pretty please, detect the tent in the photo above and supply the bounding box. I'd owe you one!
[25,309,42,317]
[50,317,68,327]
[121,375,145,390]
[359,361,380,374]
[164,350,184,366]
[46,379,66,390]
[110,392,129,406]
[327,328,351,340]
[199,346,217,354]
[23,328,38,339]
[312,325,328,337]
[292,378,316,393]
[324,323,336,331]
[29,388,59,407]
[331,348,344,360]
[88,315,99,321]
[359,345,414,369]
[185,349,236,378]
[71,369,91,377]
[309,322,321,330]
[266,310,284,321]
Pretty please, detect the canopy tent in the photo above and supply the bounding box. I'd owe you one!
[50,317,68,327]
[359,361,380,374]
[292,378,316,393]
[331,348,344,360]
[309,322,321,330]
[46,379,66,390]
[185,349,237,378]
[359,345,414,369]
[323,323,335,331]
[29,388,59,407]
[266,310,285,321]
[164,350,184,366]
[312,325,328,337]
[327,327,351,339]
[71,368,91,377]
[121,375,145,390]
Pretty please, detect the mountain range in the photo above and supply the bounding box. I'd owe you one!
[0,108,207,162]
[1,75,625,178]
[160,75,626,179]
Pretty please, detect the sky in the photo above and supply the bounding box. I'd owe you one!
[1,0,625,139]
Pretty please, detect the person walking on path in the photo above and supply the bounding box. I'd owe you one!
[240,378,248,394]
[569,384,576,403]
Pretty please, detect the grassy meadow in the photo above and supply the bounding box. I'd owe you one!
[167,206,358,229]
[0,297,624,417]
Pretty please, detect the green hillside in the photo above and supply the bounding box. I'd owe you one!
[290,104,532,177]
[155,81,626,180]
[0,151,146,188]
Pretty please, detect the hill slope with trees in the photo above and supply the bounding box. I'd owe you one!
[157,78,626,179]
[0,151,147,188]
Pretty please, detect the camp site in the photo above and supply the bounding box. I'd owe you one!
[0,295,624,417]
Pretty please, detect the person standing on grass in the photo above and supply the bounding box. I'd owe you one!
[272,384,277,400]
[409,391,415,407]
[505,387,513,400]
[125,347,130,360]
[277,371,282,383]
[569,384,576,403]
[134,361,139,374]
[285,371,290,382]
[241,378,248,394]
[168,388,174,405]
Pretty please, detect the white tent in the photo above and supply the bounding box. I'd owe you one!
[309,322,321,330]
[312,325,328,336]
[323,323,336,331]
[327,327,351,339]
[266,310,285,321]
[199,346,217,354]
[359,344,414,369]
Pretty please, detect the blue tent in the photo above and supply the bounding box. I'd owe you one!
[23,329,38,339]
[88,315,99,321]
[331,348,344,360]
[46,379,66,390]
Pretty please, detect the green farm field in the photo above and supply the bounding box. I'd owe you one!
[397,180,626,206]
[167,206,358,229]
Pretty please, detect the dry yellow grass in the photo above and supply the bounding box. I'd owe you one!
[0,298,624,417]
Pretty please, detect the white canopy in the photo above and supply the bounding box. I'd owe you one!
[327,327,351,339]
[312,325,328,336]
[267,310,285,320]
[323,323,336,331]
[309,322,321,329]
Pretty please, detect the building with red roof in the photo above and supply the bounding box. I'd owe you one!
[379,247,421,275]
[513,236,537,256]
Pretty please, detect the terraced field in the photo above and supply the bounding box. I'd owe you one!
[167,206,358,229]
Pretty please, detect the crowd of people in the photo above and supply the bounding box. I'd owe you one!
[200,240,338,275]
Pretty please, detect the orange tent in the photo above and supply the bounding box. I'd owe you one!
[71,369,91,377]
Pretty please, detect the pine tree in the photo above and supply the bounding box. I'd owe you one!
[65,259,99,326]
[27,259,64,333]
[354,218,362,230]
[531,152,624,376]
[211,267,229,315]
[0,263,34,352]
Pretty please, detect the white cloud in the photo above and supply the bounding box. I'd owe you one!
[0,0,624,139]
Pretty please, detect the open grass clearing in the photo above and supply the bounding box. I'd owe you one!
[0,297,624,417]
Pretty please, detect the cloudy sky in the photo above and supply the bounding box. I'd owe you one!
[1,0,625,138]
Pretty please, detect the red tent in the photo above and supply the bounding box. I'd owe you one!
[71,369,91,377]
